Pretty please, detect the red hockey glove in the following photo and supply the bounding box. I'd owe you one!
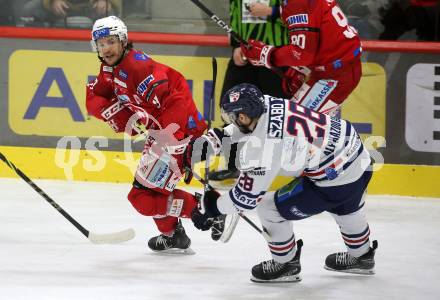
[240,39,275,69]
[100,98,136,134]
[282,67,307,97]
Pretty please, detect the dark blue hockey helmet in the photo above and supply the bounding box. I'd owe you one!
[221,83,265,126]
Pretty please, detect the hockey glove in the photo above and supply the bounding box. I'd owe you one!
[182,138,196,184]
[191,189,222,231]
[184,128,224,166]
[240,39,275,69]
[282,67,308,97]
[191,208,213,231]
[204,128,224,156]
[100,98,136,134]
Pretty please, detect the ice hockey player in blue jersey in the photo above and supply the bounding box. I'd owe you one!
[189,83,378,283]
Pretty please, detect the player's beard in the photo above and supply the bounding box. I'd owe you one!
[236,123,253,134]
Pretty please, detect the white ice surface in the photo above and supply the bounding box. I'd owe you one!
[1,178,439,300]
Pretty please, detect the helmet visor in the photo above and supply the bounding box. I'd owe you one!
[221,107,237,126]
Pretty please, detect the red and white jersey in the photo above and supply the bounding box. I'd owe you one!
[272,0,361,70]
[217,95,371,213]
[86,48,206,140]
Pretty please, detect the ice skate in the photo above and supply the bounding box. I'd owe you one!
[251,239,303,283]
[148,220,195,255]
[324,240,378,275]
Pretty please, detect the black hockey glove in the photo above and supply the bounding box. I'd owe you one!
[191,208,213,231]
[191,189,222,231]
[183,138,196,184]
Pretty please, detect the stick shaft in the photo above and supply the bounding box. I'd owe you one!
[0,152,89,237]
[188,0,246,45]
[188,0,284,79]
[204,57,217,191]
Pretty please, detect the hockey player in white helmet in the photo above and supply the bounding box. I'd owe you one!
[90,15,129,66]
[188,83,378,283]
[86,16,218,254]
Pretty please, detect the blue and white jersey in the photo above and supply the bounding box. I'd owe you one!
[217,96,371,214]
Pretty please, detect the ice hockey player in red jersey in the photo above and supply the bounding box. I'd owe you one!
[240,0,362,115]
[86,16,217,254]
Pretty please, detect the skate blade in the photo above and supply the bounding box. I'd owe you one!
[324,265,375,275]
[250,274,302,283]
[151,247,196,255]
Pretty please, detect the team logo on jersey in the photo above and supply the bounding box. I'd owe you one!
[134,53,149,61]
[229,92,240,102]
[137,74,155,96]
[103,66,113,72]
[114,77,127,88]
[267,97,285,139]
[324,167,338,180]
[118,69,128,80]
[286,14,308,25]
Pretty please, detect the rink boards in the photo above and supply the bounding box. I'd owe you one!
[1,145,439,198]
[1,44,439,199]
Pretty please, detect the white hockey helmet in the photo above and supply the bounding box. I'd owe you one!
[91,16,128,51]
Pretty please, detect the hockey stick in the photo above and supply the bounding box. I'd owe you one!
[187,167,271,241]
[197,58,240,243]
[188,0,245,45]
[0,152,135,244]
[200,57,217,213]
[187,0,284,79]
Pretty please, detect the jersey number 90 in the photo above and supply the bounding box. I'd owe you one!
[291,34,306,49]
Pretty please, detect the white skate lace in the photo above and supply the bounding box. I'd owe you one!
[262,260,283,274]
[335,252,358,266]
[212,218,224,235]
[156,235,170,249]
